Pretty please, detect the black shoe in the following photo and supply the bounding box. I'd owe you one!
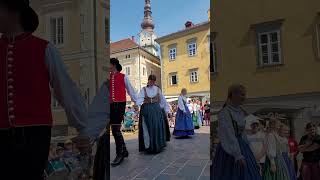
[111,154,125,167]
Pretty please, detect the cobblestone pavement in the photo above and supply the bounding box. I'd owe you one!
[110,126,210,180]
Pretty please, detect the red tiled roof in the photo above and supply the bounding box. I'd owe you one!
[110,38,139,53]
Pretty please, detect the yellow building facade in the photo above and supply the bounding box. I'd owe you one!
[211,0,320,138]
[31,0,109,136]
[157,21,210,100]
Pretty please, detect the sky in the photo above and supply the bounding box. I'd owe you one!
[110,0,210,42]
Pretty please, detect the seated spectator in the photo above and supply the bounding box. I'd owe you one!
[56,146,65,158]
[64,139,74,158]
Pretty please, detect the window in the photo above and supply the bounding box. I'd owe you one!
[316,23,320,58]
[50,17,64,45]
[125,66,131,75]
[210,41,217,73]
[190,69,199,83]
[150,69,154,75]
[169,48,176,60]
[125,54,131,59]
[188,42,197,57]
[257,30,282,66]
[169,73,178,86]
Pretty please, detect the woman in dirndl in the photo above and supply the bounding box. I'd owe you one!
[262,119,290,180]
[278,124,297,180]
[137,75,170,154]
[211,84,261,180]
[173,88,194,138]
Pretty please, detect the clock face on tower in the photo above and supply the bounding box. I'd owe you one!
[139,30,158,56]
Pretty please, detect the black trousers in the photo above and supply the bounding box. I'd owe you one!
[110,102,127,154]
[0,126,51,180]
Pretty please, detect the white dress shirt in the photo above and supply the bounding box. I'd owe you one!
[45,43,88,136]
[123,75,138,102]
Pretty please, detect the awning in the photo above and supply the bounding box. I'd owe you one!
[167,98,178,102]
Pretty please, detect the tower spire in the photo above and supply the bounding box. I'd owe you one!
[141,0,154,31]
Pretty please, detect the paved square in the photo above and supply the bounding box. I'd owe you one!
[110,126,210,180]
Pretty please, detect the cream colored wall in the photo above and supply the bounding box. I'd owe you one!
[111,48,161,101]
[31,0,109,130]
[160,28,210,96]
[211,0,320,102]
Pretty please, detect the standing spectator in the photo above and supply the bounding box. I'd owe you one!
[63,139,74,158]
[262,119,290,180]
[287,131,299,174]
[298,122,320,180]
[247,120,266,173]
[279,124,297,180]
[204,101,211,126]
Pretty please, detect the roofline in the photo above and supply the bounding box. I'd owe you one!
[110,46,161,65]
[156,21,210,43]
[110,46,139,54]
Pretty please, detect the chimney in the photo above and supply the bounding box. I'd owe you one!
[185,21,194,28]
[131,36,135,42]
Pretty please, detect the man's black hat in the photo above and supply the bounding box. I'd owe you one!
[0,0,39,32]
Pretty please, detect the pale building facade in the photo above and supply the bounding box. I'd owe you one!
[110,38,161,104]
[31,0,109,136]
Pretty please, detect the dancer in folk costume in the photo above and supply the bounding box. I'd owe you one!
[109,58,137,166]
[262,119,290,180]
[173,88,194,138]
[0,1,92,179]
[212,84,261,180]
[137,75,171,154]
[298,122,320,180]
[278,124,297,180]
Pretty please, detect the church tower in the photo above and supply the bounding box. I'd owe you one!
[139,0,158,56]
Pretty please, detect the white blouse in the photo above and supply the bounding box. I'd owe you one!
[178,95,187,113]
[136,85,170,113]
[265,132,283,165]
